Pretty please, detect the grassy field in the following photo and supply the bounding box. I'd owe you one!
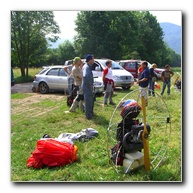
[11,68,182,182]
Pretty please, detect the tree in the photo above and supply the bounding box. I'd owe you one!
[11,11,60,76]
[58,40,76,63]
[73,11,166,62]
[136,11,165,65]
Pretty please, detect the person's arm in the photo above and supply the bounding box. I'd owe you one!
[64,66,70,75]
[103,68,108,82]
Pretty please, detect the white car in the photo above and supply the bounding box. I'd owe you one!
[32,65,104,94]
[91,59,134,90]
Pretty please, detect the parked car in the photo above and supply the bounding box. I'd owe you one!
[11,67,15,86]
[118,60,164,79]
[66,59,134,90]
[32,65,104,94]
[119,60,141,78]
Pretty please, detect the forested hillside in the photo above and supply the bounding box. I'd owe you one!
[160,22,182,55]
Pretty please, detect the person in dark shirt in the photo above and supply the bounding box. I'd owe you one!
[82,54,95,120]
[148,63,158,97]
[160,64,174,95]
[137,61,149,106]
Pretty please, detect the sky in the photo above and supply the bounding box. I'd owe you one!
[53,10,182,40]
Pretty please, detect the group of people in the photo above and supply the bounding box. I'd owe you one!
[64,54,116,120]
[137,61,174,106]
[64,56,174,119]
[64,54,95,120]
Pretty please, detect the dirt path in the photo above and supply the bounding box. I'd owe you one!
[11,83,66,119]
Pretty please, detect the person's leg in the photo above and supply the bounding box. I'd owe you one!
[148,79,152,96]
[69,95,79,112]
[160,82,166,95]
[84,92,94,119]
[104,83,111,105]
[109,86,115,104]
[140,86,148,106]
[167,81,171,95]
[68,78,74,94]
[152,82,155,96]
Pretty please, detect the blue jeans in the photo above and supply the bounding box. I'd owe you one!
[68,78,74,94]
[148,79,155,96]
[161,80,171,95]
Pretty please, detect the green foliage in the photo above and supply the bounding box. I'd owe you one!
[58,40,76,62]
[11,69,181,181]
[72,11,181,67]
[11,11,60,76]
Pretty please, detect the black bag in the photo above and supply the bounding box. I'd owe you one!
[67,84,78,107]
[67,95,75,107]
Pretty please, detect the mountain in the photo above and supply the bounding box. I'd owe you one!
[160,22,182,55]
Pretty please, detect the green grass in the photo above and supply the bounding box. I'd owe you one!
[11,69,182,182]
[13,67,42,83]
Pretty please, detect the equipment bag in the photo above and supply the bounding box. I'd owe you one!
[27,139,78,169]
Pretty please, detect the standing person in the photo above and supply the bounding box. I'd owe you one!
[137,64,143,78]
[65,57,84,113]
[102,60,115,106]
[82,54,95,120]
[137,61,149,106]
[160,64,174,95]
[64,61,74,94]
[148,63,158,97]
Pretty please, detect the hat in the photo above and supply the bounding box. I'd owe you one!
[73,57,81,64]
[86,54,93,62]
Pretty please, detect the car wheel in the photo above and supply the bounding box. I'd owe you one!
[39,82,49,94]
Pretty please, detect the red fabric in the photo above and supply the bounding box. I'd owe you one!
[103,68,108,77]
[138,66,143,74]
[120,101,142,116]
[103,68,115,88]
[27,139,78,169]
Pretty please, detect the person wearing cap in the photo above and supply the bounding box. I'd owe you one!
[160,64,174,96]
[82,54,95,120]
[64,61,74,94]
[137,61,149,106]
[65,57,84,113]
[148,63,158,97]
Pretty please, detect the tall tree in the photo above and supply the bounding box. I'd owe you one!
[74,11,166,63]
[134,11,165,65]
[11,11,60,76]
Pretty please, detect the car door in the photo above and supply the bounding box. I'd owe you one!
[92,61,103,78]
[58,68,68,90]
[45,68,60,89]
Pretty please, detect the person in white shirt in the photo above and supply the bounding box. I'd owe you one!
[102,60,115,106]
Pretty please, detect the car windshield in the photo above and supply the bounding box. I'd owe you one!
[100,60,123,70]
